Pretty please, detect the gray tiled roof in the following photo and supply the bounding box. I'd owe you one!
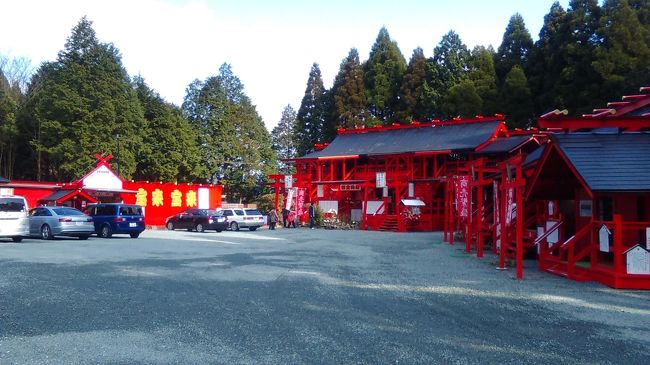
[299,121,502,159]
[554,132,650,191]
[478,136,533,153]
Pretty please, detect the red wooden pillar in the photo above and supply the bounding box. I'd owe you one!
[613,214,623,275]
[498,171,508,270]
[515,162,524,280]
[361,180,370,230]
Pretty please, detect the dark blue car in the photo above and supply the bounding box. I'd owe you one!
[87,203,145,238]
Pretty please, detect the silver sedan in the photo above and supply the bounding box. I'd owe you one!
[28,206,95,240]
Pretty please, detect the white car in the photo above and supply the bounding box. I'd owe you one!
[0,195,30,242]
[220,208,264,231]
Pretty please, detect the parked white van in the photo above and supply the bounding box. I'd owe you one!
[0,195,29,242]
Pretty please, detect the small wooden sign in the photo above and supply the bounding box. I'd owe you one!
[599,225,611,253]
[626,245,650,275]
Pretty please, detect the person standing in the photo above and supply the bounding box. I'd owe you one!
[268,208,279,230]
[282,207,289,228]
[308,202,316,229]
[287,210,297,228]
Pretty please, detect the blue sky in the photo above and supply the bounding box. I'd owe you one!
[2,0,570,129]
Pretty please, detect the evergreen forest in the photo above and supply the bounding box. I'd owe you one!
[2,1,650,202]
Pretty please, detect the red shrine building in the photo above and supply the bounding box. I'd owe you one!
[271,88,650,289]
[1,154,222,226]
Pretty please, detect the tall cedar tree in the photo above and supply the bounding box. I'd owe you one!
[593,0,650,102]
[495,13,534,81]
[527,2,571,114]
[397,47,429,123]
[16,17,145,181]
[133,76,204,182]
[501,65,534,129]
[364,27,407,124]
[271,105,298,173]
[430,30,471,119]
[469,46,499,116]
[182,64,275,202]
[559,0,602,113]
[295,63,327,156]
[331,48,368,129]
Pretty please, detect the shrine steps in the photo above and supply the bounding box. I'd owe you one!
[379,215,399,232]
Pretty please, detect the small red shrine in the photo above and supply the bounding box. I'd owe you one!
[1,154,222,227]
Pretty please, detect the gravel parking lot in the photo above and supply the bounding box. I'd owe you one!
[1,227,649,364]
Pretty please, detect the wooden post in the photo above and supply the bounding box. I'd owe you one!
[476,161,484,258]
[515,163,524,280]
[498,170,508,270]
[361,181,369,230]
[613,214,623,274]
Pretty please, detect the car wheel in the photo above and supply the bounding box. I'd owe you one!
[41,224,54,240]
[249,227,257,231]
[11,236,22,243]
[216,229,222,233]
[100,224,113,238]
[129,232,140,238]
[166,222,174,230]
[78,235,90,240]
[230,222,239,231]
[195,223,205,233]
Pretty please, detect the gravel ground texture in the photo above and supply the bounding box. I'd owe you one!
[0,227,649,364]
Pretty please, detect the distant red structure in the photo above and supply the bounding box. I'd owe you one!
[2,154,222,227]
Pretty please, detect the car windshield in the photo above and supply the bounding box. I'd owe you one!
[208,210,223,216]
[52,207,84,216]
[245,209,262,216]
[0,198,26,212]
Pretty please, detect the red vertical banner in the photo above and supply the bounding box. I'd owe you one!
[505,187,514,226]
[455,175,470,218]
[296,188,306,218]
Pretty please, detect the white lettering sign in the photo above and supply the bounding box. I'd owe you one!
[284,175,293,189]
[376,172,386,188]
[599,225,611,253]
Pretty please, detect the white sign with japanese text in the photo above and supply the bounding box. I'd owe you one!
[376,172,386,188]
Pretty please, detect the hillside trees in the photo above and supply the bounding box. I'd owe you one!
[16,17,146,181]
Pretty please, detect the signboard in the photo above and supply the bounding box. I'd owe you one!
[340,184,361,191]
[82,164,123,190]
[626,246,650,275]
[317,184,324,198]
[408,183,414,198]
[546,221,559,246]
[284,175,293,189]
[123,181,222,226]
[646,227,650,250]
[599,225,611,253]
[376,172,386,188]
[455,175,470,218]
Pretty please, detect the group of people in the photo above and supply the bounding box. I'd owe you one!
[267,202,316,230]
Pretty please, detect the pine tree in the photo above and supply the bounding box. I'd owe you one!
[133,76,204,182]
[429,30,471,118]
[559,0,602,113]
[0,77,18,178]
[397,47,428,122]
[295,63,327,156]
[364,27,407,124]
[271,105,297,173]
[442,80,482,118]
[502,65,534,129]
[593,0,650,102]
[183,63,275,202]
[331,48,367,129]
[469,46,499,116]
[527,2,570,113]
[495,13,534,81]
[16,17,145,181]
